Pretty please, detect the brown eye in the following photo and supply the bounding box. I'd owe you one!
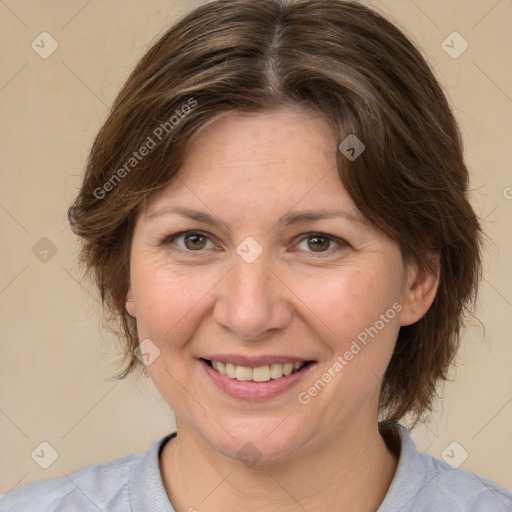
[163,231,214,252]
[183,233,207,250]
[295,233,347,256]
[307,235,331,252]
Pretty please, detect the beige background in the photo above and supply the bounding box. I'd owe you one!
[1,0,511,497]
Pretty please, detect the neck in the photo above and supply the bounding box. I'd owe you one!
[159,417,399,511]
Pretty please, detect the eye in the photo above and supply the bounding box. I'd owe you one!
[161,230,347,257]
[163,231,216,252]
[295,233,347,256]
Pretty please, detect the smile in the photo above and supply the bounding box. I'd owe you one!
[205,359,309,382]
[200,357,316,401]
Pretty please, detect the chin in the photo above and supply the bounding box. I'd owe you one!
[195,414,312,466]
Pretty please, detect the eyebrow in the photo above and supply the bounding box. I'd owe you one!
[146,206,365,229]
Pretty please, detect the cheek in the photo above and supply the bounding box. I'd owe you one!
[131,256,223,348]
[297,271,402,405]
[294,264,403,350]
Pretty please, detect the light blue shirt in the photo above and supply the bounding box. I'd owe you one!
[1,425,511,511]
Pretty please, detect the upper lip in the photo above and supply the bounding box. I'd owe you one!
[200,354,315,367]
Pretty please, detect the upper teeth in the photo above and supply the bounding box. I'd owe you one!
[211,361,305,382]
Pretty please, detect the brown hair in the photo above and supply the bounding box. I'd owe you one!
[68,0,483,423]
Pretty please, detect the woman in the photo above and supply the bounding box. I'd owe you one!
[2,0,511,510]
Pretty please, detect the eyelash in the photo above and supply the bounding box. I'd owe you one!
[161,230,348,257]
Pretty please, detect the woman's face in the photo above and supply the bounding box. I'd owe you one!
[127,108,422,462]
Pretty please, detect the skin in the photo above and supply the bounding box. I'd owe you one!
[126,108,439,511]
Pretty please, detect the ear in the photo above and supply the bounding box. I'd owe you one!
[400,253,440,326]
[126,284,137,318]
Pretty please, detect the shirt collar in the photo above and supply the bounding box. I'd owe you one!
[377,423,429,511]
[130,432,177,512]
[129,424,425,512]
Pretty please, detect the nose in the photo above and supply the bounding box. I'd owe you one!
[212,248,293,341]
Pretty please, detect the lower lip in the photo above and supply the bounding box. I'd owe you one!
[200,359,316,402]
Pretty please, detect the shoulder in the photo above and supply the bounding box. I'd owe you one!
[379,423,512,512]
[0,432,177,512]
[0,452,139,512]
[0,432,180,512]
[418,451,512,511]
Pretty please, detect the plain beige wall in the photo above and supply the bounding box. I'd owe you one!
[1,0,511,496]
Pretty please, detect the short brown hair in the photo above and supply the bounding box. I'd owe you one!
[69,0,483,423]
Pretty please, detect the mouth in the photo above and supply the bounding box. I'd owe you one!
[201,358,314,382]
[199,356,317,401]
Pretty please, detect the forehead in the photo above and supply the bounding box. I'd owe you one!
[185,108,338,170]
[146,108,361,217]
